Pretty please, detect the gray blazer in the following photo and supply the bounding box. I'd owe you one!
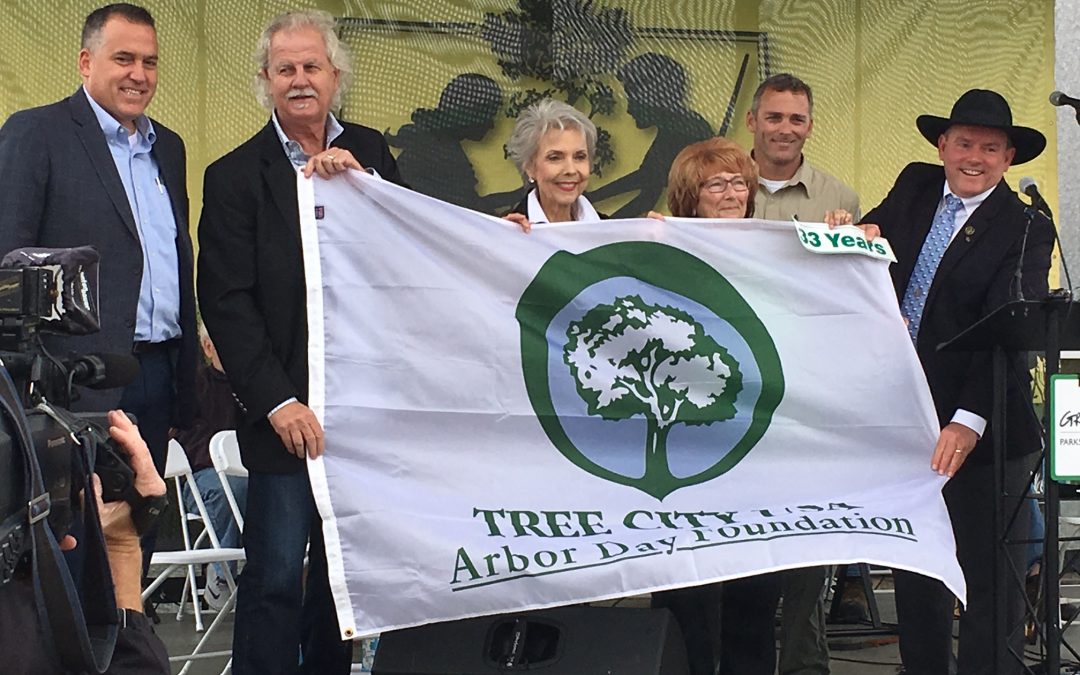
[0,87,196,423]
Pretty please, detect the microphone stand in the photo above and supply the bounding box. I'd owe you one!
[1013,208,1035,301]
[1029,202,1076,674]
[999,191,1079,673]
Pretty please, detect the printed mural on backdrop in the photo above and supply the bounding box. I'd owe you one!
[384,73,519,213]
[481,0,633,174]
[340,0,767,216]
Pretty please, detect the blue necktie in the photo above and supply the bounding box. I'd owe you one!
[900,194,964,342]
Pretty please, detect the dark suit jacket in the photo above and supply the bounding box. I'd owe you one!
[197,120,404,473]
[862,162,1053,462]
[0,88,196,423]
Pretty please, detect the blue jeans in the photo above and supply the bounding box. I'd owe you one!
[1027,495,1045,572]
[182,467,247,577]
[232,469,352,675]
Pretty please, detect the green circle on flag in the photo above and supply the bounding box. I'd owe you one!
[516,242,784,500]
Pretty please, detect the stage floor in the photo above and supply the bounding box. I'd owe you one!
[150,578,1080,674]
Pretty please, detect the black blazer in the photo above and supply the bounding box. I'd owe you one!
[0,88,196,423]
[862,162,1053,462]
[197,120,404,473]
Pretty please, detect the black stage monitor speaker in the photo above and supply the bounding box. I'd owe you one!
[372,606,689,675]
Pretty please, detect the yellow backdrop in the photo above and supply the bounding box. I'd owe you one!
[0,1,1058,243]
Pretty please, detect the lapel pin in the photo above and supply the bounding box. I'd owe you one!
[964,225,975,236]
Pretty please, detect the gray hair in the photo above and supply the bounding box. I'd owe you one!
[506,99,596,183]
[253,9,352,111]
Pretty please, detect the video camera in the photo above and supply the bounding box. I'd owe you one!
[0,246,148,586]
[0,246,164,673]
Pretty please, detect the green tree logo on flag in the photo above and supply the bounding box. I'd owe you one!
[518,242,783,499]
[565,295,743,486]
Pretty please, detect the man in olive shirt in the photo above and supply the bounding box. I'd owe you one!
[746,73,860,675]
[750,73,860,224]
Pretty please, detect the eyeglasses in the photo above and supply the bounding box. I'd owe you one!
[701,177,749,194]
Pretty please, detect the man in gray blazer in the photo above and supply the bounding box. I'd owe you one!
[0,3,196,476]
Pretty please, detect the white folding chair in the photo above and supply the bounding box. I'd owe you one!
[153,440,211,628]
[207,430,248,675]
[208,430,247,532]
[143,441,245,673]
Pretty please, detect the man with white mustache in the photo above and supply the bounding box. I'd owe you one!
[0,3,196,489]
[197,9,404,674]
[861,89,1052,675]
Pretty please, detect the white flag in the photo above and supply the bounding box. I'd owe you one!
[299,171,963,639]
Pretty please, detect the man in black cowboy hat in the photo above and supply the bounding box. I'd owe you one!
[861,89,1053,674]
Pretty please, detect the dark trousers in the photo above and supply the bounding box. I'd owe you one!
[778,566,830,675]
[118,344,176,572]
[118,345,177,476]
[720,574,782,675]
[896,456,1034,675]
[232,469,352,675]
[653,573,780,675]
[652,584,723,675]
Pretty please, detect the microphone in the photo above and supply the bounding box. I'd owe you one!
[1050,90,1080,110]
[1011,183,1074,305]
[66,353,140,390]
[1051,91,1080,125]
[1019,176,1053,219]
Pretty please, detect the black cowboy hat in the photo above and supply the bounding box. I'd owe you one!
[916,89,1046,165]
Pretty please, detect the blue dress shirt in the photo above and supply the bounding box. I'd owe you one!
[85,87,181,343]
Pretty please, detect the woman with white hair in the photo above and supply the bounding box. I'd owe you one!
[503,99,604,231]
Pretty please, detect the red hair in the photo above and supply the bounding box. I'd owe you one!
[666,137,758,217]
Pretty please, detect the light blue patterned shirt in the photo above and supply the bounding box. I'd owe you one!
[271,110,344,166]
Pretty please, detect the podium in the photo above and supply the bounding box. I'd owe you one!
[939,295,1080,674]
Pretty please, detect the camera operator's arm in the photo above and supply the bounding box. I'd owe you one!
[98,411,166,610]
[52,410,170,674]
[96,411,170,675]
